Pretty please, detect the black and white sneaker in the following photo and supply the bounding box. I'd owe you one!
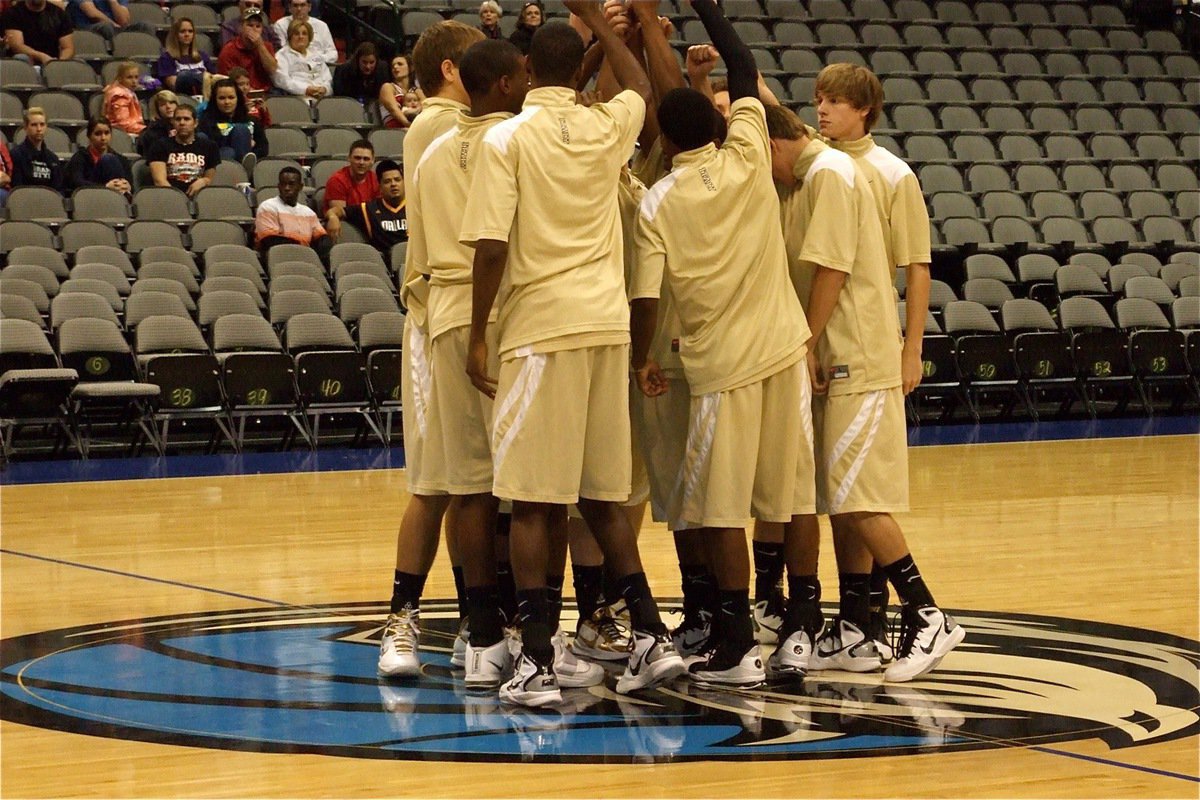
[808,616,882,672]
[752,590,785,644]
[885,605,965,682]
[688,642,765,688]
[616,630,685,694]
[671,609,712,657]
[500,650,561,707]
[867,610,895,662]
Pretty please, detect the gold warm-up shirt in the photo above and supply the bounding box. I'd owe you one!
[409,110,511,341]
[460,86,645,358]
[780,138,901,396]
[632,97,810,396]
[400,96,469,326]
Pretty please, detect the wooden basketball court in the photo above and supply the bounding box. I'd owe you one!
[2,432,1197,797]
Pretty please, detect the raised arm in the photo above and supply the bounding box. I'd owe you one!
[565,0,650,102]
[689,0,755,102]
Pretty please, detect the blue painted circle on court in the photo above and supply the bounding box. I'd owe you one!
[2,602,1197,762]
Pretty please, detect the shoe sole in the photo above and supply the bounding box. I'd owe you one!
[767,660,808,678]
[615,655,686,694]
[885,625,966,683]
[689,672,766,689]
[809,655,881,673]
[499,688,563,708]
[378,662,421,677]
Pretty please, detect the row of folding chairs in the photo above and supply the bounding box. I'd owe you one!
[929,190,1197,228]
[0,308,406,459]
[0,218,251,257]
[671,0,1138,27]
[936,214,1198,254]
[905,296,1200,423]
[919,162,1200,197]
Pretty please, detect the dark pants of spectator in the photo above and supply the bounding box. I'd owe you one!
[92,153,129,186]
[218,126,253,162]
[175,71,205,96]
[86,20,156,41]
[259,234,333,264]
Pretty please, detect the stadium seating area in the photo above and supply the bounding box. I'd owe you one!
[0,0,1198,458]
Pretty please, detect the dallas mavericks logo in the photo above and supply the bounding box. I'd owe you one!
[2,601,1196,762]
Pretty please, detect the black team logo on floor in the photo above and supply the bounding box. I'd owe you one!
[2,601,1196,763]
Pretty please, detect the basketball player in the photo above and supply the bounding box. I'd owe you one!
[764,105,964,683]
[630,0,814,688]
[813,62,934,659]
[462,1,683,707]
[377,20,486,678]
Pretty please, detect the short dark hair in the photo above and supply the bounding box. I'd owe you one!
[173,104,195,119]
[348,139,374,155]
[459,38,523,99]
[528,22,584,86]
[278,166,303,183]
[657,87,720,153]
[375,158,401,180]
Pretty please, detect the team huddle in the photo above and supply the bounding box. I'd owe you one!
[377,0,964,709]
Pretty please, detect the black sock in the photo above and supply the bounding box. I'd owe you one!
[451,566,467,622]
[869,563,891,614]
[614,571,666,636]
[466,586,504,647]
[783,575,822,636]
[546,573,564,632]
[680,563,717,619]
[838,572,871,628]
[717,589,755,650]
[496,561,517,625]
[515,588,554,663]
[572,564,606,625]
[882,554,936,609]
[390,570,426,614]
[752,540,784,603]
[495,514,516,623]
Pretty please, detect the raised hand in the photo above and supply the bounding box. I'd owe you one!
[686,44,720,79]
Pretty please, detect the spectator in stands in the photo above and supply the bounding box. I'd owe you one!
[332,41,387,105]
[199,78,267,171]
[0,139,13,209]
[507,0,542,54]
[324,158,406,247]
[256,165,331,260]
[155,17,217,96]
[2,0,75,66]
[64,117,132,194]
[217,7,277,92]
[219,0,279,48]
[148,104,220,196]
[102,61,146,136]
[323,139,378,214]
[401,89,422,123]
[273,0,335,65]
[230,66,273,128]
[378,54,417,129]
[65,0,152,41]
[10,107,64,191]
[273,19,332,101]
[137,89,177,157]
[478,0,501,40]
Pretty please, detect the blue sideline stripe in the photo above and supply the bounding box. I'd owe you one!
[1,417,1196,486]
[1030,745,1200,784]
[0,549,292,607]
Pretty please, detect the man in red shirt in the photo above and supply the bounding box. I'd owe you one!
[322,139,379,214]
[217,9,276,92]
